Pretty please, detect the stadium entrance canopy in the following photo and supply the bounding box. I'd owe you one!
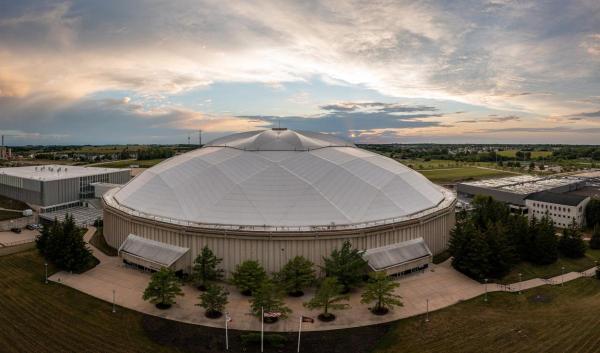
[118,234,190,272]
[362,237,432,276]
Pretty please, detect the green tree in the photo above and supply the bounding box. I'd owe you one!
[484,222,515,278]
[231,260,267,296]
[506,214,531,261]
[322,241,367,293]
[360,272,402,315]
[558,221,587,258]
[192,246,224,291]
[530,215,558,265]
[197,284,229,318]
[143,267,184,309]
[471,195,510,229]
[303,277,349,321]
[249,280,291,322]
[590,224,600,250]
[449,221,491,280]
[35,221,52,256]
[586,199,600,228]
[274,256,316,297]
[38,215,94,272]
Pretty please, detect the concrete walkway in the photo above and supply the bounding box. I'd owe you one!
[50,230,599,332]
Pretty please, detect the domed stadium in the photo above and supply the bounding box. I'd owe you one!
[103,128,456,274]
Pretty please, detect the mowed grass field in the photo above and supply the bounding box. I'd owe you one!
[419,167,516,183]
[94,158,166,168]
[496,150,553,158]
[499,246,600,284]
[375,278,600,353]
[0,250,174,353]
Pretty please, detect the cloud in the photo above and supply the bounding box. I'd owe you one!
[0,95,265,145]
[238,101,445,135]
[457,115,521,123]
[319,102,437,113]
[0,0,599,144]
[574,110,600,118]
[0,0,598,115]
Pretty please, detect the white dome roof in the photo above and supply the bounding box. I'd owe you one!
[113,129,447,228]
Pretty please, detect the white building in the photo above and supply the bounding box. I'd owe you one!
[103,128,456,274]
[0,165,130,211]
[525,192,590,228]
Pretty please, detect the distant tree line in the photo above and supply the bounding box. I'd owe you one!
[137,147,175,160]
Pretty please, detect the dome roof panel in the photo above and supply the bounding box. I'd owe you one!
[112,129,449,227]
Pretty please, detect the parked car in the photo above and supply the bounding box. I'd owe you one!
[10,227,21,234]
[26,224,37,230]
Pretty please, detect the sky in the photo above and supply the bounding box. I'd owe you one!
[0,0,599,145]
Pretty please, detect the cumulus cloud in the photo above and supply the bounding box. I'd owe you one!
[0,0,599,144]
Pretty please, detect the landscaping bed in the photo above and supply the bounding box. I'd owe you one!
[89,227,118,256]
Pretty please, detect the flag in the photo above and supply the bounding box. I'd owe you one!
[264,311,282,318]
[301,316,314,323]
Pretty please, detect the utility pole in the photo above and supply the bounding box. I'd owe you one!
[198,129,202,146]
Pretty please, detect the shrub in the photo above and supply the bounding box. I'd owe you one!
[231,260,266,296]
[192,246,224,290]
[274,256,316,296]
[322,241,367,293]
[143,267,184,309]
[303,277,349,321]
[240,333,287,348]
[197,284,228,318]
[360,272,402,315]
[249,280,291,322]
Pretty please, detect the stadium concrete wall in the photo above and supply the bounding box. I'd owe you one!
[103,200,456,275]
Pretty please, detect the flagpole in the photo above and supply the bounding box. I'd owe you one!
[225,312,229,351]
[297,315,302,353]
[261,306,264,353]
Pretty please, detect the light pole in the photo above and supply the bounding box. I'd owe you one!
[425,298,430,322]
[561,266,565,287]
[518,273,522,295]
[112,289,116,313]
[44,262,48,284]
[484,278,488,302]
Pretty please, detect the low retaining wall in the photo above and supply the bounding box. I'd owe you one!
[0,242,36,256]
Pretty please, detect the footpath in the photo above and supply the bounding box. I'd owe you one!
[50,230,599,332]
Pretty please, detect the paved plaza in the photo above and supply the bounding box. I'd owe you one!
[50,227,598,332]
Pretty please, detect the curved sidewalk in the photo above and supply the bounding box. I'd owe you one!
[49,230,598,332]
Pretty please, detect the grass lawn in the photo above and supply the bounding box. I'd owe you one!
[0,209,24,221]
[0,195,29,210]
[399,159,497,170]
[2,250,600,353]
[496,150,552,158]
[375,277,600,353]
[96,158,165,168]
[419,167,515,183]
[499,246,600,284]
[0,250,174,353]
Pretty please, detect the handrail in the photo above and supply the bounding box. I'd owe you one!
[103,187,456,233]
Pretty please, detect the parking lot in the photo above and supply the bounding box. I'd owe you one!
[0,229,39,247]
